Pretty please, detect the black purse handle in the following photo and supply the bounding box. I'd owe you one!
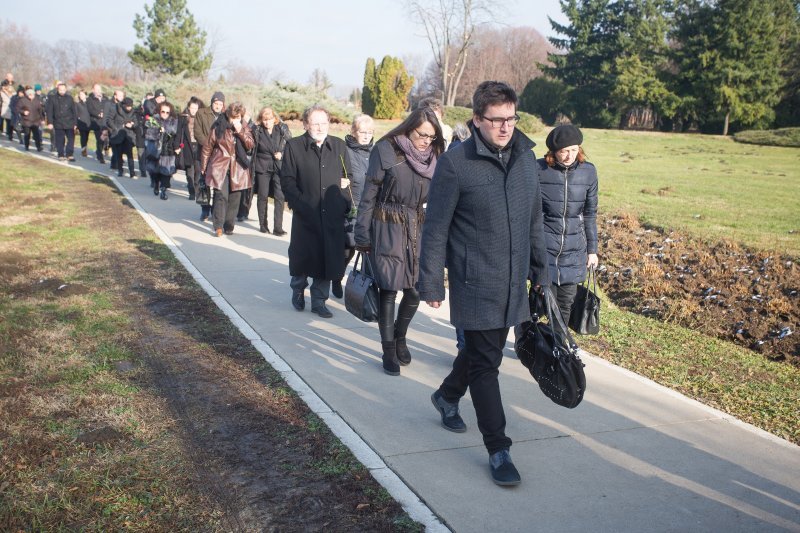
[534,287,578,351]
[353,251,375,278]
[583,265,597,294]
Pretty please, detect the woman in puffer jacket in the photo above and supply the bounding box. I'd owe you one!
[537,124,599,323]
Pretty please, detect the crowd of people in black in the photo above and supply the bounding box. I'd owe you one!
[1,73,599,487]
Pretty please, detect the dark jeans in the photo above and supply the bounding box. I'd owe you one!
[152,172,172,189]
[78,127,90,149]
[2,117,13,139]
[22,125,42,150]
[551,283,578,325]
[237,187,253,219]
[439,327,512,455]
[290,275,330,306]
[53,128,75,157]
[254,171,285,231]
[212,176,242,232]
[378,288,420,341]
[112,139,135,176]
[90,125,106,158]
[185,142,200,195]
[137,146,148,177]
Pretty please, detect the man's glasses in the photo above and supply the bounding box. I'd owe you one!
[482,114,520,128]
[357,130,374,135]
[414,129,437,141]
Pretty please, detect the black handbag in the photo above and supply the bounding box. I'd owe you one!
[195,175,211,206]
[516,287,586,408]
[345,252,379,322]
[569,266,601,335]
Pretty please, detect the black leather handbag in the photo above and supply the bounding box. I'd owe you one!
[569,266,601,335]
[516,287,586,408]
[345,252,379,322]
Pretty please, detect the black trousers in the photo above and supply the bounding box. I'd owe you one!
[237,187,253,219]
[137,146,147,177]
[2,118,13,139]
[378,288,420,341]
[551,283,578,325]
[254,171,285,231]
[22,125,42,150]
[439,327,512,455]
[152,172,172,190]
[112,139,135,176]
[184,142,200,195]
[91,124,106,158]
[78,127,90,149]
[213,176,242,232]
[53,128,75,157]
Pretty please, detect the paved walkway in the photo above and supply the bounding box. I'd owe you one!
[5,141,799,532]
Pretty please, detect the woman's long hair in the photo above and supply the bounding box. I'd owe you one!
[381,107,445,156]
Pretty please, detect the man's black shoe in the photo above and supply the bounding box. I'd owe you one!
[273,229,287,236]
[331,279,343,299]
[489,449,521,486]
[311,303,333,318]
[292,291,305,311]
[431,390,467,433]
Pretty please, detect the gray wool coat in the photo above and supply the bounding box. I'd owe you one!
[417,128,549,330]
[355,139,430,291]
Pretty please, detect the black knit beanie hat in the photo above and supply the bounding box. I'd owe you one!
[211,91,225,105]
[546,124,583,152]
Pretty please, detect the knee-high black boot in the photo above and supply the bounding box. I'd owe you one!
[379,289,399,375]
[394,288,420,366]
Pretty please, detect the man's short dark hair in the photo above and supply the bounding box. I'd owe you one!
[472,81,517,118]
[417,96,443,114]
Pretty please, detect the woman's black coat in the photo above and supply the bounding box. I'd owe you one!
[355,139,429,291]
[109,104,137,145]
[537,158,598,286]
[176,113,194,169]
[252,122,291,174]
[280,133,352,280]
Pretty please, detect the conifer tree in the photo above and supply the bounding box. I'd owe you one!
[361,56,414,119]
[129,0,213,78]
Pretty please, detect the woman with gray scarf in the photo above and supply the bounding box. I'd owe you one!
[355,107,444,376]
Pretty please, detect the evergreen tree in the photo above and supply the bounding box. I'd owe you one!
[129,0,213,78]
[361,56,414,119]
[519,77,568,125]
[674,0,787,134]
[362,58,377,115]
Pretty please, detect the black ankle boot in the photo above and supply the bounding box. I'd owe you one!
[381,340,400,376]
[395,331,411,366]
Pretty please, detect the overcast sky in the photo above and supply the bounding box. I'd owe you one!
[4,0,567,89]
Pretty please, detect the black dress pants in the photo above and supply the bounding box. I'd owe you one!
[439,327,512,455]
[113,139,135,176]
[213,175,242,232]
[378,288,420,341]
[53,128,75,157]
[551,283,578,325]
[22,126,42,150]
[255,171,285,231]
[78,127,90,149]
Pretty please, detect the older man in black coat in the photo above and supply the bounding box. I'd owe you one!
[45,82,77,160]
[417,81,549,487]
[280,105,352,318]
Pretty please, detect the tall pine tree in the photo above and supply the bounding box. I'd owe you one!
[129,0,213,78]
[361,56,414,119]
[674,0,787,134]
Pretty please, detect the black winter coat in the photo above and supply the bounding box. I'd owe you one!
[252,122,291,174]
[86,94,105,128]
[417,128,549,330]
[76,100,91,131]
[176,113,195,169]
[109,104,137,145]
[345,134,373,208]
[537,159,598,286]
[45,93,77,129]
[280,133,352,280]
[355,139,429,291]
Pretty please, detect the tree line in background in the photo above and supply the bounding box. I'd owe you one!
[534,0,800,134]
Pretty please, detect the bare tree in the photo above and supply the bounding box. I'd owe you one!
[308,68,332,94]
[223,59,278,86]
[407,0,496,106]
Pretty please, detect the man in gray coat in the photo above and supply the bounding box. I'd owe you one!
[417,81,549,487]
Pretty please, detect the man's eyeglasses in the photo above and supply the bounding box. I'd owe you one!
[413,129,437,141]
[357,130,374,136]
[482,114,520,128]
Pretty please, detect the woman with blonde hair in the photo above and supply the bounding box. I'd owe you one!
[250,107,292,234]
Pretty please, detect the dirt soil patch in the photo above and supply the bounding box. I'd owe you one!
[598,213,799,365]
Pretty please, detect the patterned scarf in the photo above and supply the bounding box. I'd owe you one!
[393,135,436,178]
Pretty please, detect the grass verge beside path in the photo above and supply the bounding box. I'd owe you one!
[580,296,800,445]
[0,150,421,531]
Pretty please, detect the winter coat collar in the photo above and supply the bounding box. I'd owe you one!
[470,125,535,171]
[300,131,336,152]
